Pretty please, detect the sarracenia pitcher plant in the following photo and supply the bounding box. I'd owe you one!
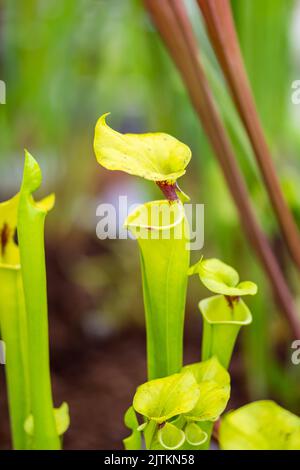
[93,114,232,451]
[124,200,189,379]
[94,113,191,380]
[219,401,300,450]
[94,113,300,451]
[189,258,257,369]
[93,114,231,451]
[0,151,69,450]
[124,357,230,450]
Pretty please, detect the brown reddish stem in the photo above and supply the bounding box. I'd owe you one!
[212,418,221,442]
[143,0,300,337]
[197,0,300,271]
[156,181,178,201]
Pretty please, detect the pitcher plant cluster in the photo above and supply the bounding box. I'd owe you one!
[0,152,69,449]
[94,114,300,451]
[0,115,299,450]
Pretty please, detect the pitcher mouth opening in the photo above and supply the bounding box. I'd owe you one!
[199,295,252,325]
[124,199,185,232]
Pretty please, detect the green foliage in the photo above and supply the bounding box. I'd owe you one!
[183,357,230,423]
[219,401,300,450]
[24,402,70,437]
[0,0,299,451]
[93,107,297,453]
[182,356,230,385]
[133,371,200,423]
[200,295,252,369]
[128,357,230,450]
[94,113,191,380]
[189,258,257,296]
[18,151,62,449]
[0,193,29,449]
[94,113,191,183]
[200,295,252,325]
[2,0,298,418]
[232,0,293,142]
[184,381,229,423]
[157,422,186,450]
[0,151,69,449]
[123,406,142,450]
[190,257,256,369]
[125,199,190,379]
[185,422,207,447]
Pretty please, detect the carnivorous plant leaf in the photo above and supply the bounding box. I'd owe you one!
[133,371,200,423]
[182,356,230,387]
[0,193,29,449]
[219,401,300,450]
[123,406,142,450]
[200,295,252,368]
[157,422,186,450]
[94,113,191,183]
[185,380,230,422]
[185,422,208,446]
[24,402,70,437]
[0,152,63,450]
[18,150,60,450]
[183,357,230,448]
[125,199,189,379]
[189,258,257,296]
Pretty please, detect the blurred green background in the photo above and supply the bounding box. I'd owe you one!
[0,0,300,449]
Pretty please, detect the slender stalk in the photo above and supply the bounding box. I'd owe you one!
[0,268,30,449]
[125,200,189,380]
[196,0,300,272]
[143,0,300,337]
[144,420,157,450]
[18,152,60,450]
[200,295,252,369]
[0,194,30,449]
